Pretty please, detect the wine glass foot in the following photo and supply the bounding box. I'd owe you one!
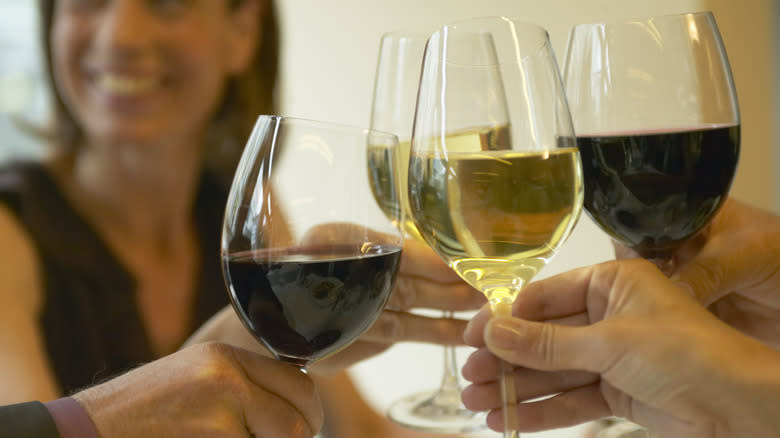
[387,389,487,433]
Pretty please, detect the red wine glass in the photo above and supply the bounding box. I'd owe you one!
[221,115,403,370]
[562,11,740,272]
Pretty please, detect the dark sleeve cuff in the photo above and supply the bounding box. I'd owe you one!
[0,401,60,438]
[45,397,100,438]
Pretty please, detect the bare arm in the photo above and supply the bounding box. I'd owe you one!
[0,205,61,403]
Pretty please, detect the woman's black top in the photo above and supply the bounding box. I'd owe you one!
[0,162,229,394]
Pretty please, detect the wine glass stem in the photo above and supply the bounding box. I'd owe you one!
[299,366,326,438]
[432,311,462,406]
[494,301,521,438]
[501,360,521,438]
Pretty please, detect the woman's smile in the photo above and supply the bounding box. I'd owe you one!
[96,72,159,96]
[87,67,169,115]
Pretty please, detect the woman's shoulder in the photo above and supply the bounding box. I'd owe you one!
[0,159,122,278]
[0,172,44,314]
[0,158,49,178]
[0,159,67,286]
[0,159,55,213]
[0,159,50,257]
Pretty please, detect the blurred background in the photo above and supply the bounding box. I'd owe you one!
[1,0,776,436]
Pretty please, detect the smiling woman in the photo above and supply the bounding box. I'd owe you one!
[1,0,278,401]
[0,2,485,438]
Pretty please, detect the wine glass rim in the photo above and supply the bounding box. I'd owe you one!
[431,16,553,66]
[380,29,435,39]
[570,10,715,30]
[441,15,550,39]
[255,114,398,142]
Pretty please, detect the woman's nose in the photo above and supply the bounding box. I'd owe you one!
[92,0,155,51]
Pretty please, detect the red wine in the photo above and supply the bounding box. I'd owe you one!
[577,126,739,257]
[223,244,402,367]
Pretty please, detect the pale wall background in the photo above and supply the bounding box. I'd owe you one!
[0,1,777,437]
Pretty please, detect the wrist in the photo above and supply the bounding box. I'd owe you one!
[45,397,100,438]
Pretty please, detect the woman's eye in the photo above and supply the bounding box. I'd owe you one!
[58,0,107,12]
[57,0,193,15]
[150,0,193,16]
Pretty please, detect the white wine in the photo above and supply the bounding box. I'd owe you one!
[409,141,583,305]
[367,140,423,241]
[368,125,512,242]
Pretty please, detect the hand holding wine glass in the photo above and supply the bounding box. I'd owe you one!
[221,116,403,370]
[460,258,780,438]
[409,17,583,437]
[562,11,741,437]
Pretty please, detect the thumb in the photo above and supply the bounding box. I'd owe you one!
[484,316,607,373]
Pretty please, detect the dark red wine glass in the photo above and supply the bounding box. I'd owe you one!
[221,115,403,370]
[562,11,740,265]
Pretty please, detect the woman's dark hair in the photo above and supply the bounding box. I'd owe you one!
[37,0,279,184]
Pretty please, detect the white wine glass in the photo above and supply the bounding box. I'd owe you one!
[221,115,404,371]
[368,30,487,433]
[409,17,583,438]
[562,11,740,438]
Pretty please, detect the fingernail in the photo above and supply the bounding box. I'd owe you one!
[485,317,523,351]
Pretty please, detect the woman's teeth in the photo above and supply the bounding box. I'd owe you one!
[97,74,157,95]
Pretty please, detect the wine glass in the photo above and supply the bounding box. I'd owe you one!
[562,11,740,438]
[562,11,740,272]
[368,30,486,433]
[408,17,583,438]
[221,115,403,371]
